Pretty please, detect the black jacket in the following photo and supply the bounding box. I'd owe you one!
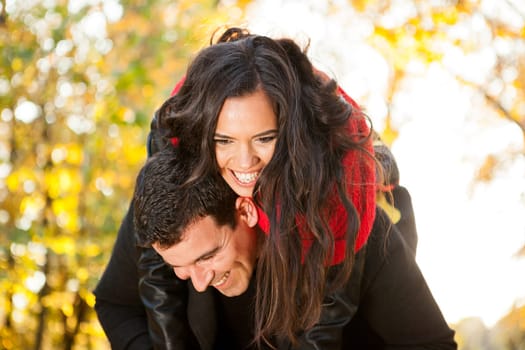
[94,204,456,349]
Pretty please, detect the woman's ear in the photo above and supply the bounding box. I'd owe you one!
[235,197,259,228]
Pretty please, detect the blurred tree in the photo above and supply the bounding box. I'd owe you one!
[0,0,250,348]
[453,317,494,350]
[492,304,525,350]
[343,0,525,347]
[348,0,525,153]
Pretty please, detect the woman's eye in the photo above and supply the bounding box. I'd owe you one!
[214,139,231,145]
[258,135,277,143]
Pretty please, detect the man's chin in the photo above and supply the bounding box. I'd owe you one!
[216,283,249,298]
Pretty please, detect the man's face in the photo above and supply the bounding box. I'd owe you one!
[152,199,259,297]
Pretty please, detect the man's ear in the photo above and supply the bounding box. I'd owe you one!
[235,197,259,228]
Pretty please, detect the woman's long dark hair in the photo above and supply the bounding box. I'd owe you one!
[156,27,373,347]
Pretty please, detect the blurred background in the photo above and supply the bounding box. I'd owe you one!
[0,0,523,349]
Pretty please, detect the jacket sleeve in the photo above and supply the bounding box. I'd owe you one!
[346,209,457,349]
[93,203,153,350]
[137,248,199,349]
[136,114,199,349]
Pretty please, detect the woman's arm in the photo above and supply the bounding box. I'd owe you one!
[137,247,198,349]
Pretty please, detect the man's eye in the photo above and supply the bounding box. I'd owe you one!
[198,254,215,264]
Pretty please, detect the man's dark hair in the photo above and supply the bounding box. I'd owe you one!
[133,147,238,249]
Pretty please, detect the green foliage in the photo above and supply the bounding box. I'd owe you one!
[0,0,249,348]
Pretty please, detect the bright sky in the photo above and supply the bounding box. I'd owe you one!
[245,0,525,327]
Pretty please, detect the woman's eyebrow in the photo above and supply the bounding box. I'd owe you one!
[254,130,278,137]
[213,133,233,139]
[214,130,278,139]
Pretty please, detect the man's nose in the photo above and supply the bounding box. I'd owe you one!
[189,266,214,292]
[173,267,190,280]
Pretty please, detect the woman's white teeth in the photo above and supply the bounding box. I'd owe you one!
[213,271,230,287]
[234,171,259,184]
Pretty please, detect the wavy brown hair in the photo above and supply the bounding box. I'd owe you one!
[155,27,373,347]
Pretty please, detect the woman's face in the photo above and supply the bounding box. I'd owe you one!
[214,89,278,197]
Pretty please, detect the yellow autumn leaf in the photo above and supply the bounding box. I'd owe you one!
[141,84,154,99]
[23,65,37,86]
[5,167,36,192]
[46,168,82,198]
[51,196,78,215]
[376,192,401,224]
[510,102,525,124]
[116,107,134,123]
[47,235,75,255]
[5,173,20,192]
[118,126,147,165]
[76,267,89,282]
[431,8,459,25]
[476,154,497,182]
[351,0,369,13]
[62,212,80,233]
[123,144,147,166]
[65,144,84,165]
[380,117,399,147]
[512,78,523,90]
[235,0,254,10]
[92,102,107,122]
[61,302,74,317]
[20,194,46,218]
[374,26,398,44]
[83,291,96,308]
[11,58,23,72]
[83,243,101,257]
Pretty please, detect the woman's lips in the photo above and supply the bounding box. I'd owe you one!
[232,170,260,184]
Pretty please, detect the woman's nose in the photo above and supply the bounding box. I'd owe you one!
[237,143,258,168]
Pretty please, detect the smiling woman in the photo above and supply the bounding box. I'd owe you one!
[214,90,278,197]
